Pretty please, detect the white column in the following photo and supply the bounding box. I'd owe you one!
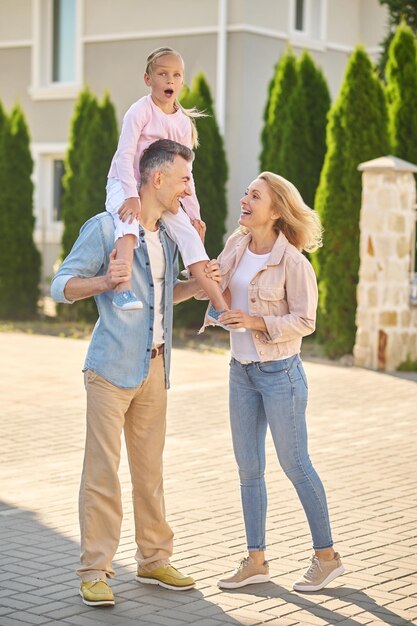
[216,0,227,135]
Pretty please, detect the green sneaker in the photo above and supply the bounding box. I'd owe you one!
[79,578,114,606]
[136,564,195,591]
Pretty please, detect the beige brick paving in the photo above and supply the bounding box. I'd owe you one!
[0,332,416,625]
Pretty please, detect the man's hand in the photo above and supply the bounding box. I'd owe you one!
[105,249,131,289]
[118,197,141,224]
[191,219,206,242]
[204,259,221,283]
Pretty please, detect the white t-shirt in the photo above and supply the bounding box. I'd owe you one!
[143,227,165,347]
[229,248,270,362]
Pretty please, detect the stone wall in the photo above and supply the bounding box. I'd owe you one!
[354,156,417,371]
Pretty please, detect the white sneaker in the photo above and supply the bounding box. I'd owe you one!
[206,305,246,333]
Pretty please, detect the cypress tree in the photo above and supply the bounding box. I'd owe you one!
[273,52,330,209]
[259,70,277,171]
[259,48,298,174]
[385,23,417,165]
[59,88,118,321]
[0,100,5,136]
[313,47,390,357]
[0,105,41,319]
[61,87,97,259]
[378,0,417,76]
[175,73,229,328]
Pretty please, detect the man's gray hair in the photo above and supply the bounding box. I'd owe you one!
[139,139,194,185]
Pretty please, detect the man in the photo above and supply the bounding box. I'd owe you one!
[51,139,214,607]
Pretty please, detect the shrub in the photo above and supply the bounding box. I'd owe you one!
[0,104,41,319]
[175,73,229,329]
[313,47,390,357]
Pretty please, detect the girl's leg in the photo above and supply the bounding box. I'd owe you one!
[257,355,333,551]
[112,235,143,310]
[114,234,136,294]
[188,260,228,311]
[105,178,142,310]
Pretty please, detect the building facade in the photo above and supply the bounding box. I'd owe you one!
[0,0,388,285]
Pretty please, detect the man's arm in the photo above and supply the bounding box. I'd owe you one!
[64,250,131,302]
[51,217,130,304]
[173,278,200,304]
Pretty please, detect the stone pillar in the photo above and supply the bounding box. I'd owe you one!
[354,155,417,371]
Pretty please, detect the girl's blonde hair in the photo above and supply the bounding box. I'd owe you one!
[256,172,323,252]
[145,46,206,148]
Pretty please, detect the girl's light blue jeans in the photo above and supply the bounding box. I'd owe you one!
[229,354,333,552]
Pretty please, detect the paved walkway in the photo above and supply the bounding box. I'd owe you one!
[0,332,416,626]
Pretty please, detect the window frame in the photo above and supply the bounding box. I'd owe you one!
[32,145,67,241]
[289,0,326,44]
[30,0,83,100]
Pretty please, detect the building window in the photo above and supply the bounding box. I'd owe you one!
[52,159,65,222]
[31,0,82,100]
[52,0,76,83]
[295,0,305,32]
[291,0,324,40]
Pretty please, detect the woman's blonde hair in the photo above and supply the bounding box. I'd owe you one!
[145,46,206,148]
[256,172,323,252]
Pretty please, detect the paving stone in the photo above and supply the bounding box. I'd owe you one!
[0,333,417,626]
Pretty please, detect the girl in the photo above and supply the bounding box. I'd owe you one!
[211,172,344,591]
[106,46,239,332]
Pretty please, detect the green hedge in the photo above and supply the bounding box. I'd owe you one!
[0,103,40,319]
[312,47,390,357]
[174,73,229,329]
[59,88,118,321]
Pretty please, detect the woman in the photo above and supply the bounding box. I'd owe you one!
[212,172,344,592]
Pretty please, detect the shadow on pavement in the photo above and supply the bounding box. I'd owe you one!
[222,581,414,626]
[0,502,242,625]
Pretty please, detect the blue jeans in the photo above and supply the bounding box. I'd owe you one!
[229,354,333,551]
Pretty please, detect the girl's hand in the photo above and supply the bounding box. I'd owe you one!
[191,219,206,242]
[118,197,141,223]
[218,309,252,330]
[204,259,221,283]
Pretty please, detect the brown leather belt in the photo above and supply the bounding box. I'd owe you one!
[151,345,164,359]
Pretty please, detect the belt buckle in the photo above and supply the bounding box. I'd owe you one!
[151,345,163,359]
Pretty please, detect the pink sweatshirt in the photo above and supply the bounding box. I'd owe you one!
[108,94,200,221]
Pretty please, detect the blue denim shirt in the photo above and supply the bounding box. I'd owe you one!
[51,213,179,389]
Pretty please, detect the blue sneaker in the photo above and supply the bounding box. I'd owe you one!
[206,305,246,333]
[112,290,143,311]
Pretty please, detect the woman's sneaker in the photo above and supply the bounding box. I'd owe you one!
[217,556,270,589]
[206,305,246,333]
[293,553,345,592]
[112,290,143,311]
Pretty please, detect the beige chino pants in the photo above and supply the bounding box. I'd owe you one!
[76,353,174,581]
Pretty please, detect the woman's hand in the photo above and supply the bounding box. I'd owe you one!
[219,309,268,332]
[118,197,141,223]
[219,309,253,330]
[191,219,206,242]
[204,259,221,283]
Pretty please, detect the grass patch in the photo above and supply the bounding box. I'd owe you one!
[397,357,417,372]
